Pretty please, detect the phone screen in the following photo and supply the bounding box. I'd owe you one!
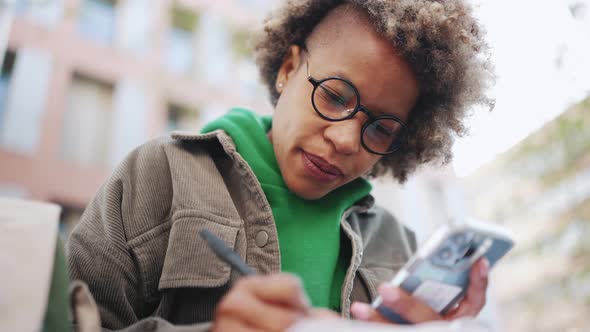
[400,229,511,313]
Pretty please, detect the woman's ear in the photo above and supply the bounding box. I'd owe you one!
[275,45,303,93]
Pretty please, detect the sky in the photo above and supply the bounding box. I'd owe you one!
[452,0,590,177]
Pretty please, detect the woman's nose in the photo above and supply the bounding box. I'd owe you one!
[323,118,363,155]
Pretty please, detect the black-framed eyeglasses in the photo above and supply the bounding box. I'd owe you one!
[306,60,407,155]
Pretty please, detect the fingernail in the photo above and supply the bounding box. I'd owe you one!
[351,302,371,320]
[301,293,311,308]
[379,285,400,303]
[479,259,490,277]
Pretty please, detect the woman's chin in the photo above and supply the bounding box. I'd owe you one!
[296,189,327,201]
[284,176,331,200]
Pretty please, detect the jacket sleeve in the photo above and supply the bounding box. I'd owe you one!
[66,139,212,332]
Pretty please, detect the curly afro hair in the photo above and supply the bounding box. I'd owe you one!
[253,0,495,183]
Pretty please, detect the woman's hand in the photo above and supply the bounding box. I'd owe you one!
[211,273,313,332]
[350,258,490,324]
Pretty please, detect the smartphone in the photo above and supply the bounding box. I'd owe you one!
[372,218,514,316]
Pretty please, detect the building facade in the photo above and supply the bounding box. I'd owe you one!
[0,0,271,234]
[464,97,590,332]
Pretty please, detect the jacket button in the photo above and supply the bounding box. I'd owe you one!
[255,231,269,247]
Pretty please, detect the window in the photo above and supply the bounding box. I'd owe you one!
[0,49,52,153]
[61,74,113,167]
[117,0,153,53]
[165,6,199,74]
[167,103,200,133]
[14,0,29,15]
[78,0,117,44]
[0,51,16,131]
[0,185,26,199]
[13,0,63,26]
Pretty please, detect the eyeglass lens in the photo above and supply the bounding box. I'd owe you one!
[313,78,403,154]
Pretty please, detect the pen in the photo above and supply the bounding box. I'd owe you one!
[371,272,412,325]
[199,229,255,276]
[200,229,311,317]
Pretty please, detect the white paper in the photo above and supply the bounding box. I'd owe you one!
[288,318,492,332]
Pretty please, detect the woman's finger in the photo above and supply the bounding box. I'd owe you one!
[216,288,303,332]
[309,308,341,320]
[213,273,311,332]
[352,286,443,324]
[241,274,311,311]
[445,258,489,319]
[350,302,390,323]
[377,285,443,323]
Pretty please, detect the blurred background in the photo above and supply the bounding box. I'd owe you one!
[0,0,588,331]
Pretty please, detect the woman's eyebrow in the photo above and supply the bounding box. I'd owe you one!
[363,101,402,118]
[334,71,357,83]
[320,68,404,118]
[366,105,396,117]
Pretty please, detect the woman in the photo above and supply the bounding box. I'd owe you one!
[67,1,494,331]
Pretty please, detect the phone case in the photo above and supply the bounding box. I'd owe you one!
[387,219,514,314]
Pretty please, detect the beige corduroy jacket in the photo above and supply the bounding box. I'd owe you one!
[66,130,416,332]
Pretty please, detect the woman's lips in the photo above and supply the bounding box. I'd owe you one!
[301,150,343,183]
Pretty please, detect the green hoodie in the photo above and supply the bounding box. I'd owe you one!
[202,108,371,310]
